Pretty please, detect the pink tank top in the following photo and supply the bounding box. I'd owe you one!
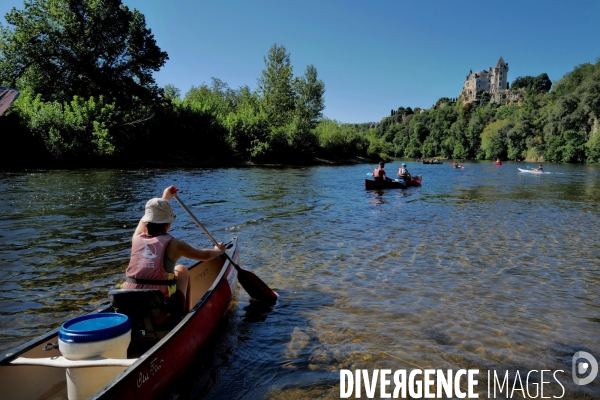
[123,234,174,296]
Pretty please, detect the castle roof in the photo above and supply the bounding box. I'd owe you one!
[472,70,490,78]
[495,56,506,68]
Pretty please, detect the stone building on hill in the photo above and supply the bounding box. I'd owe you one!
[461,57,509,101]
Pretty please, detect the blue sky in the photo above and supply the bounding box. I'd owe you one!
[1,0,599,123]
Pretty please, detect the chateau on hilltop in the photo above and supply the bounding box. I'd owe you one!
[461,57,509,101]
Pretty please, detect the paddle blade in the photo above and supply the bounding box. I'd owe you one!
[236,268,278,303]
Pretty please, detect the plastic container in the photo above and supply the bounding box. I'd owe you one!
[59,313,131,400]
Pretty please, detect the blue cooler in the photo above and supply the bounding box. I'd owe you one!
[59,313,131,400]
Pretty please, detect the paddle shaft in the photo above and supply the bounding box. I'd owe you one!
[172,192,278,303]
[173,194,239,268]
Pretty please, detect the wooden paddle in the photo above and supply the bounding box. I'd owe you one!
[171,188,278,304]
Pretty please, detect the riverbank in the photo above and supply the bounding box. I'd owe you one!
[0,154,374,171]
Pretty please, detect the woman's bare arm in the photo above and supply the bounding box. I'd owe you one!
[168,238,225,261]
[133,219,146,240]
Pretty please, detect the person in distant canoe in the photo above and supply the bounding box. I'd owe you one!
[123,185,226,317]
[372,161,391,181]
[495,158,502,165]
[533,164,543,172]
[397,163,411,181]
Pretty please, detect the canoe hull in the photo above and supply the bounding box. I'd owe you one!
[365,176,422,190]
[518,168,547,174]
[96,257,237,399]
[0,239,240,400]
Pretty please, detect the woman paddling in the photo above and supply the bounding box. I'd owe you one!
[123,185,225,316]
[397,163,411,181]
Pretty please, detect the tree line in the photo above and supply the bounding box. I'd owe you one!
[372,65,600,163]
[1,0,599,168]
[1,0,386,168]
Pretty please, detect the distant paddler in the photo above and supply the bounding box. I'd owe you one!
[397,163,411,181]
[372,161,392,181]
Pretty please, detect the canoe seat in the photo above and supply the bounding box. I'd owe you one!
[108,289,173,344]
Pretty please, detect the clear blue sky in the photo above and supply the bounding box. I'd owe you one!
[1,0,599,123]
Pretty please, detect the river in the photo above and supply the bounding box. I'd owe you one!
[1,161,599,399]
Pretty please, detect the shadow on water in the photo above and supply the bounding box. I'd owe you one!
[164,289,340,400]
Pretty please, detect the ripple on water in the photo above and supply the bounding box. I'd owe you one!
[1,165,600,398]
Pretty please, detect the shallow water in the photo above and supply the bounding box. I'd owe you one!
[0,161,599,399]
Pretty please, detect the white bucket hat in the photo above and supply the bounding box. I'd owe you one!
[141,198,176,224]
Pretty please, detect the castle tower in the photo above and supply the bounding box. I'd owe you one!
[461,57,509,101]
[490,57,509,92]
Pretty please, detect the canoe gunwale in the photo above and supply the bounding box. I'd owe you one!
[91,236,238,399]
[0,237,239,400]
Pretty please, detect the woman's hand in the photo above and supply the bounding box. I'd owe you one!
[214,242,226,254]
[162,185,176,201]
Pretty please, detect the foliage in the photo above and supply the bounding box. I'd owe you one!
[511,73,552,93]
[294,64,325,129]
[257,44,295,128]
[0,0,168,107]
[314,119,369,159]
[14,90,117,159]
[545,130,586,163]
[2,0,600,167]
[481,119,510,160]
[369,59,600,164]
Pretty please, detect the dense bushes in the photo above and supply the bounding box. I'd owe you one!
[371,58,600,164]
[1,0,599,167]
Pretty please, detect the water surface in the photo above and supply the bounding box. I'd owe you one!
[0,161,599,399]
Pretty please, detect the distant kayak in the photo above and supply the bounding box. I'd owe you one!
[518,168,550,174]
[494,161,502,166]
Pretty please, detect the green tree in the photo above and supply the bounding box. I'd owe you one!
[481,119,510,160]
[0,0,168,106]
[257,43,295,128]
[164,85,181,102]
[580,77,600,136]
[511,76,535,91]
[15,90,117,159]
[545,130,586,163]
[533,73,552,93]
[512,74,551,93]
[224,87,269,160]
[294,64,325,129]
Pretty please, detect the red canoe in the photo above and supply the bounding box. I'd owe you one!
[494,161,502,166]
[0,238,240,399]
[365,175,422,189]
